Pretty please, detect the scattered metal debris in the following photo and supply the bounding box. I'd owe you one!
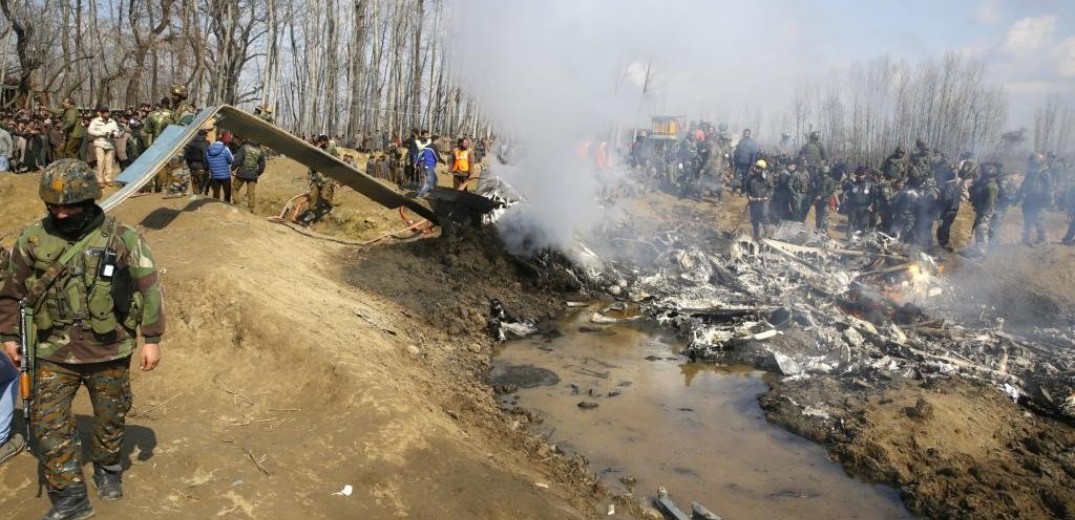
[511,218,1074,422]
[487,298,539,341]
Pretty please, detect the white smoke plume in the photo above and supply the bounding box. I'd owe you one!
[448,0,814,254]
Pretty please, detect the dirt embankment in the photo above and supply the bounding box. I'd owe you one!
[0,160,611,520]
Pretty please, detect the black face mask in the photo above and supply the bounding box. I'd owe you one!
[50,203,102,239]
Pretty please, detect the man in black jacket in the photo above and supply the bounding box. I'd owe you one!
[185,129,211,195]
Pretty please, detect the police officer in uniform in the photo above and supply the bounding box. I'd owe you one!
[0,159,164,520]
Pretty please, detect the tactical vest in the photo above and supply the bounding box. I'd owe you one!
[27,218,142,335]
[789,170,809,193]
[148,110,175,136]
[242,146,263,171]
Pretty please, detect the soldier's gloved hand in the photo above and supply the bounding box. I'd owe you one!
[3,340,18,366]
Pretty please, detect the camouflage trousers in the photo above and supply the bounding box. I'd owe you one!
[989,208,1008,248]
[972,208,994,251]
[309,181,336,211]
[233,177,257,212]
[191,168,209,195]
[33,358,131,491]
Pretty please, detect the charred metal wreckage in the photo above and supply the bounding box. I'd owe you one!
[598,221,1072,423]
[484,177,1074,424]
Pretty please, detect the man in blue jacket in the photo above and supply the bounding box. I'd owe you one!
[413,130,439,199]
[205,136,234,202]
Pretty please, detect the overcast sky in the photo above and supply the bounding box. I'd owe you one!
[454,0,1075,131]
[806,0,1075,126]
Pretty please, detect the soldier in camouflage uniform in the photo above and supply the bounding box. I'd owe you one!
[161,155,191,196]
[144,98,175,149]
[0,159,164,520]
[254,105,275,125]
[786,159,811,222]
[300,135,338,225]
[46,98,84,160]
[385,142,405,188]
[232,136,267,212]
[935,161,962,251]
[810,166,837,232]
[881,145,909,183]
[145,98,177,192]
[968,162,1000,256]
[1019,153,1053,246]
[1061,182,1075,245]
[907,139,933,188]
[170,85,196,126]
[991,166,1020,250]
[798,131,827,176]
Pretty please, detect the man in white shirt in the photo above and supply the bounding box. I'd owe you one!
[87,105,120,185]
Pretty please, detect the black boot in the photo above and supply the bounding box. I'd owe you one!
[41,482,94,520]
[92,466,123,501]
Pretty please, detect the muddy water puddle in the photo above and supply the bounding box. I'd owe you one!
[492,307,911,519]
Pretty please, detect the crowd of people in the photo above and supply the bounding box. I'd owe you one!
[356,129,492,198]
[0,86,206,178]
[624,120,1074,257]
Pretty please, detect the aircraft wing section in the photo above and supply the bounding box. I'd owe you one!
[213,106,437,223]
[102,108,219,212]
[104,105,437,224]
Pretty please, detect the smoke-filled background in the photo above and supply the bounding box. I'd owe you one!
[447,0,1075,253]
[448,0,813,253]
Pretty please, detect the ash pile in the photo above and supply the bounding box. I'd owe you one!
[573,221,1074,423]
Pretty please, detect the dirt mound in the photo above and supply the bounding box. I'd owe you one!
[0,162,604,519]
[761,376,1075,519]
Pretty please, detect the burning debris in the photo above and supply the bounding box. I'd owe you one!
[508,217,1074,423]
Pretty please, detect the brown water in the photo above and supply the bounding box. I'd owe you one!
[492,307,913,520]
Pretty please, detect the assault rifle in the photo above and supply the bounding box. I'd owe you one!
[18,300,34,452]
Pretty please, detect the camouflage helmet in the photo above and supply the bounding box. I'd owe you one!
[809,130,820,140]
[40,159,101,205]
[170,84,188,99]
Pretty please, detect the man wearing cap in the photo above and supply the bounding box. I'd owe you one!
[87,106,119,185]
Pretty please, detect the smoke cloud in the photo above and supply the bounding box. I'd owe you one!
[448,0,816,253]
